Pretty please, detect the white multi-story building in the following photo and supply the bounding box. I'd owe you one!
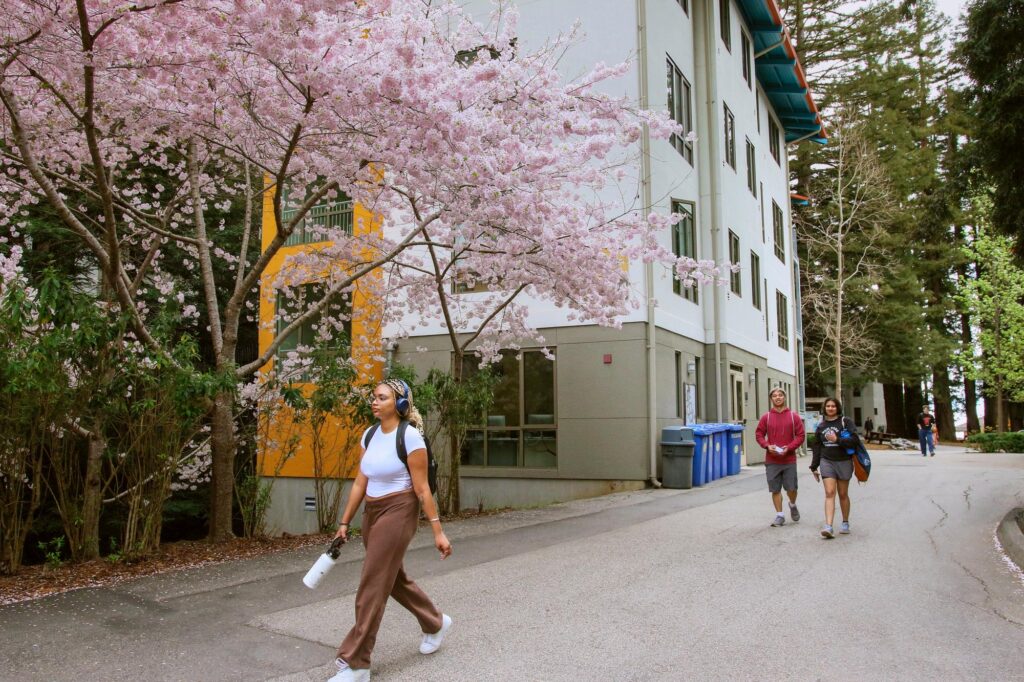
[392,0,826,510]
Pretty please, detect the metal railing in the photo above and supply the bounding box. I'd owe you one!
[281,200,353,246]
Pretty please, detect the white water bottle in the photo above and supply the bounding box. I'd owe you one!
[302,537,345,589]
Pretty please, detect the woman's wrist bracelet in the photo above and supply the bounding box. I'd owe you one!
[339,522,349,527]
[429,517,441,523]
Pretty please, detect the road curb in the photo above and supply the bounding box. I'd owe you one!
[996,507,1024,572]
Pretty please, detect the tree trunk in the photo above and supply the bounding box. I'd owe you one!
[931,367,955,441]
[208,390,237,541]
[441,352,464,515]
[983,392,996,430]
[996,385,1006,433]
[960,311,980,434]
[883,382,904,436]
[77,431,107,560]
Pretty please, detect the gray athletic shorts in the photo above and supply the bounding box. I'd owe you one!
[820,458,854,481]
[765,463,798,493]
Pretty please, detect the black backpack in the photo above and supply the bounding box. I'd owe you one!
[363,420,438,494]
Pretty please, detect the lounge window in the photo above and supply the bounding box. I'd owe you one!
[751,252,762,309]
[462,350,557,468]
[729,231,741,296]
[746,138,757,196]
[666,58,694,164]
[671,200,697,303]
[724,104,736,169]
[772,201,786,262]
[776,290,790,350]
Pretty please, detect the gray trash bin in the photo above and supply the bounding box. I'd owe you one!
[661,426,696,489]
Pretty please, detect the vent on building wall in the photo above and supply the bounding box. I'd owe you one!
[304,496,316,511]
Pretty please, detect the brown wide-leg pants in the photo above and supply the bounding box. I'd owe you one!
[337,489,443,669]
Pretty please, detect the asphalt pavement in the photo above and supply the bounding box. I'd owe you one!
[2,443,1023,681]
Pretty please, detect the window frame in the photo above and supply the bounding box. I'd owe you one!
[724,104,736,169]
[772,200,786,262]
[750,252,762,309]
[671,199,698,303]
[776,290,790,350]
[728,230,741,296]
[720,0,732,51]
[769,118,781,164]
[741,31,752,88]
[745,137,757,196]
[666,58,694,164]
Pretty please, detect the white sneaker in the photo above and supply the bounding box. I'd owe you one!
[328,659,370,682]
[419,613,452,654]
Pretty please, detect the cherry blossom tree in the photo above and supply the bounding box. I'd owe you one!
[2,0,715,540]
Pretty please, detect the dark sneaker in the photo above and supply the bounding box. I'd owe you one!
[770,515,786,527]
[790,505,800,523]
[821,525,834,539]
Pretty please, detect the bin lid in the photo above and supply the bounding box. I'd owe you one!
[728,424,745,432]
[686,423,733,435]
[661,426,695,443]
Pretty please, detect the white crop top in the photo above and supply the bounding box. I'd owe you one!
[359,424,426,498]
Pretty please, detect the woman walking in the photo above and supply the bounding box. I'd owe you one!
[810,398,856,539]
[330,379,453,682]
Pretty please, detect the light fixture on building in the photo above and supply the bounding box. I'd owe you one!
[687,361,696,375]
[748,372,756,385]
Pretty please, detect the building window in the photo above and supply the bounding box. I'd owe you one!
[751,252,761,309]
[776,290,790,350]
[764,278,769,339]
[720,0,731,51]
[742,32,752,88]
[769,118,781,164]
[728,231,741,295]
[281,195,353,246]
[853,386,862,397]
[854,407,863,425]
[676,0,689,14]
[462,350,557,468]
[275,283,352,377]
[746,138,757,196]
[724,104,736,169]
[694,356,702,419]
[671,200,698,303]
[759,184,766,241]
[772,201,786,262]
[666,58,694,164]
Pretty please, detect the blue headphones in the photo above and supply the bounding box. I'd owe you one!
[393,379,411,416]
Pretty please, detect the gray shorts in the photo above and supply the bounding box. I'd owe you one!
[820,458,854,481]
[765,463,798,493]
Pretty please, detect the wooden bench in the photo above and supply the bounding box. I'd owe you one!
[866,431,899,445]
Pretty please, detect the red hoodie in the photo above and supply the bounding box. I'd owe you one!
[755,407,805,465]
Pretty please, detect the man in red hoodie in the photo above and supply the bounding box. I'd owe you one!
[755,388,806,527]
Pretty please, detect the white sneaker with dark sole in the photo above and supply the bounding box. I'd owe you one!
[420,614,452,655]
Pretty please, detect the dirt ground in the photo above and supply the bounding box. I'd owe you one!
[0,532,334,606]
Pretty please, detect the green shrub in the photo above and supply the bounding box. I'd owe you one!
[966,432,1024,453]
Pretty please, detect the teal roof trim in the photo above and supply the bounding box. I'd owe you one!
[735,0,827,144]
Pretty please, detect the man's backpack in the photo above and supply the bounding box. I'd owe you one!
[362,420,438,494]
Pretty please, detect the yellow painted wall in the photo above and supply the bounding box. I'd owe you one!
[258,182,383,478]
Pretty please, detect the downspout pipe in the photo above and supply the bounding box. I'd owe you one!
[700,0,725,423]
[637,0,661,488]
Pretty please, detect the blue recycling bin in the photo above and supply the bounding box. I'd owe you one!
[688,424,716,486]
[688,423,733,483]
[727,424,744,475]
[712,427,728,480]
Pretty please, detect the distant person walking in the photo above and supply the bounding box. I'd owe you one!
[917,407,937,457]
[755,388,806,527]
[810,398,856,539]
[864,417,874,434]
[330,379,453,682]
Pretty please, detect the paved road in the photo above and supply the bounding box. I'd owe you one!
[2,444,1023,681]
